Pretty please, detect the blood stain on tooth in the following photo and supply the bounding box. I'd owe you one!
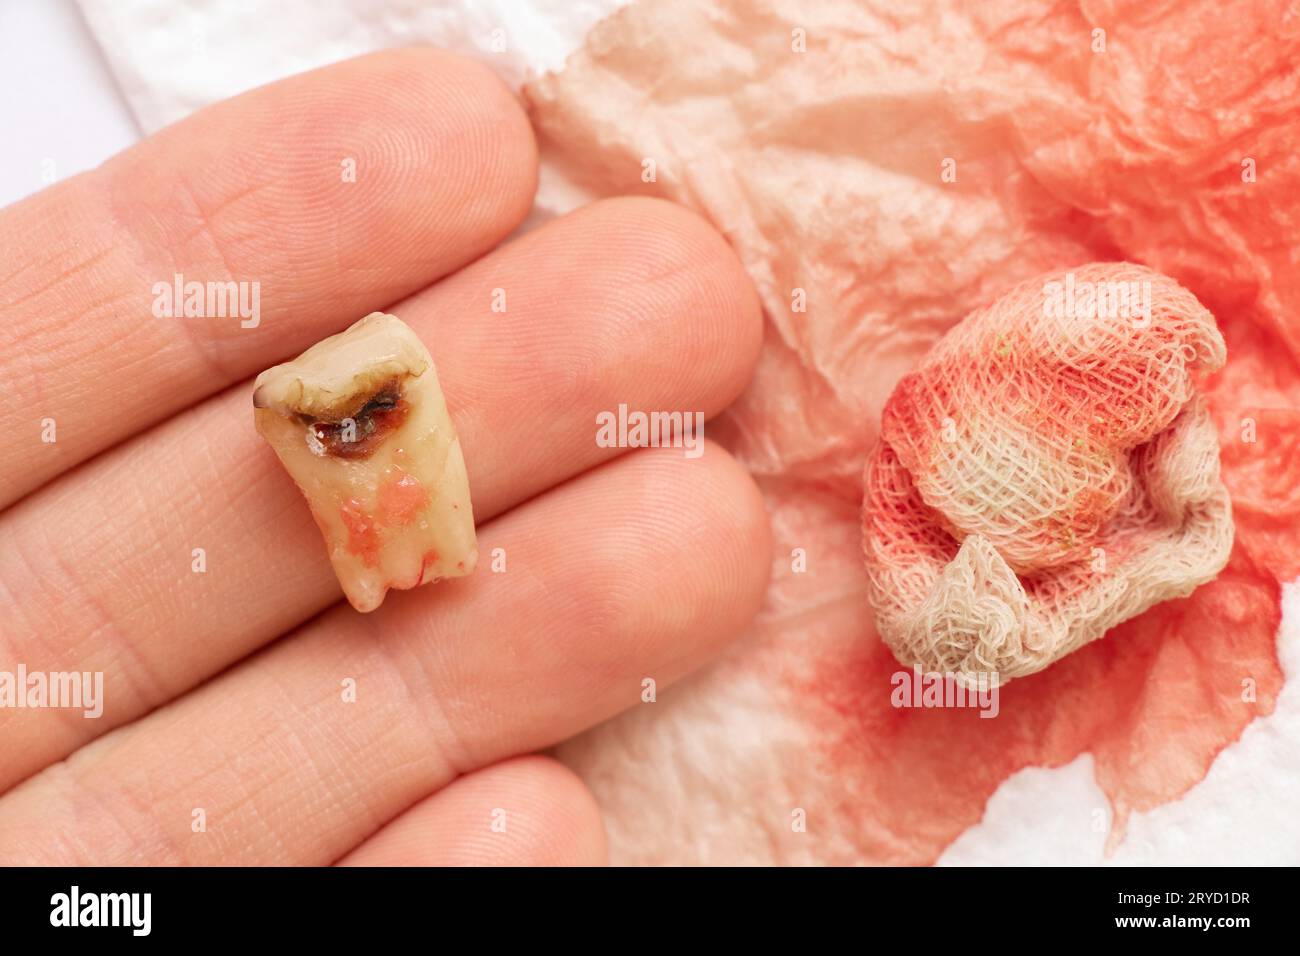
[377,466,429,527]
[418,550,440,583]
[340,498,381,568]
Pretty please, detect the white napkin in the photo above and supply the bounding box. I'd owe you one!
[77,0,625,133]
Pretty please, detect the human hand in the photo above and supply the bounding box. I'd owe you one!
[0,49,770,865]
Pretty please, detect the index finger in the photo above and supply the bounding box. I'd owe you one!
[0,47,537,509]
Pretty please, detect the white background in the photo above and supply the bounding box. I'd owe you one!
[0,0,138,209]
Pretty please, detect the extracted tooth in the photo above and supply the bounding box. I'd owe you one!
[253,312,477,612]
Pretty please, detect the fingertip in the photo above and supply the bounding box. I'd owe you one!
[100,46,540,318]
[506,755,609,867]
[674,440,775,634]
[572,442,773,670]
[371,47,539,237]
[339,755,607,867]
[575,196,764,406]
[699,438,776,617]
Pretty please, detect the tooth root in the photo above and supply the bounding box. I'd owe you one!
[253,312,477,612]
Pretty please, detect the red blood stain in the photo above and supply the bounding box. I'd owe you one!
[1206,316,1300,582]
[796,546,1281,864]
[418,549,440,586]
[339,498,380,568]
[377,466,429,528]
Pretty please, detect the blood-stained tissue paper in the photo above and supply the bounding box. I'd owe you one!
[527,0,1300,865]
[253,313,477,612]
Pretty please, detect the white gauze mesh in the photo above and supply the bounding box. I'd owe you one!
[862,262,1234,684]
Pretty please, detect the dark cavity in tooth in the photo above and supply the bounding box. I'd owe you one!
[305,385,409,460]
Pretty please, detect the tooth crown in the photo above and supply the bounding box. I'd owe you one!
[253,313,430,422]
